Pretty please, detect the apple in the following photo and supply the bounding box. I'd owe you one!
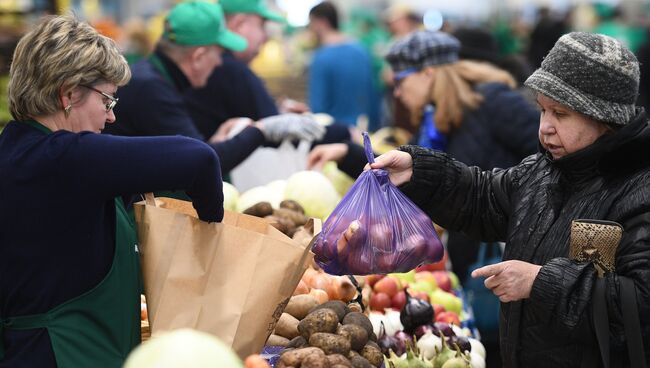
[391,290,407,310]
[373,276,400,298]
[409,280,436,295]
[448,271,460,290]
[390,270,416,284]
[436,311,461,326]
[432,271,452,292]
[414,271,438,289]
[412,291,430,303]
[430,289,463,315]
[369,291,392,311]
[365,274,385,288]
[432,304,446,319]
[416,250,448,272]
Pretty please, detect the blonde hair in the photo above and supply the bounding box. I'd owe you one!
[424,60,516,133]
[8,15,131,121]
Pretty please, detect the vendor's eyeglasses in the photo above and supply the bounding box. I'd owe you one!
[393,68,419,88]
[80,85,119,112]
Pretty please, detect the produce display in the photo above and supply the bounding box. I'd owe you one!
[270,300,383,367]
[138,171,489,368]
[361,263,486,368]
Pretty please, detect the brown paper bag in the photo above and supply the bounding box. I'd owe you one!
[134,195,318,358]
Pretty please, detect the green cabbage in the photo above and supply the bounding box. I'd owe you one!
[123,328,243,368]
[223,182,239,212]
[284,171,341,220]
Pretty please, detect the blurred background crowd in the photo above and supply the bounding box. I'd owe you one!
[1,0,650,131]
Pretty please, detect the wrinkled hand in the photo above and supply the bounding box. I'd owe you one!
[471,260,542,303]
[365,149,413,186]
[256,113,326,143]
[307,143,349,170]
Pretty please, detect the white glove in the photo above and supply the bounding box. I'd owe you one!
[257,113,326,143]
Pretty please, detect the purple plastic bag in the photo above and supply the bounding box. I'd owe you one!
[312,133,443,275]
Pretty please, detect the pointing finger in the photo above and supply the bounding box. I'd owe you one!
[472,262,505,279]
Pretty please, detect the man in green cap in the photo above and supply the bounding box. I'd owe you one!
[183,0,350,147]
[106,0,325,174]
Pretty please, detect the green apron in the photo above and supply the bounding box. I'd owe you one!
[0,120,142,367]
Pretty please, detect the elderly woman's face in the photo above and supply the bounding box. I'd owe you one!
[70,82,118,133]
[537,94,610,160]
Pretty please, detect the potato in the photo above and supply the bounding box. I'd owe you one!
[274,208,308,227]
[360,344,383,367]
[244,202,274,217]
[266,334,290,347]
[327,354,353,367]
[275,313,300,339]
[280,200,305,214]
[301,349,328,368]
[342,312,373,339]
[350,355,373,368]
[309,301,349,322]
[368,332,377,343]
[286,295,320,320]
[347,302,362,313]
[265,215,289,235]
[309,332,352,356]
[298,308,339,340]
[337,324,368,352]
[347,350,361,360]
[365,341,379,350]
[279,347,323,367]
[287,336,308,349]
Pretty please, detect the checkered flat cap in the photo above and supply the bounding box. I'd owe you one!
[386,30,460,73]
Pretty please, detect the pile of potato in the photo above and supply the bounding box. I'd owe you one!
[269,300,383,368]
[244,200,309,238]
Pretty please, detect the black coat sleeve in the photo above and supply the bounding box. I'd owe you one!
[397,145,534,241]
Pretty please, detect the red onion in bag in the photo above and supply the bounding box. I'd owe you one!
[312,133,443,275]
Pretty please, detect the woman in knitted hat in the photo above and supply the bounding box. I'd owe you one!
[373,32,650,367]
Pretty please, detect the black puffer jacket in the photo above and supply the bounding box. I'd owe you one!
[399,110,650,367]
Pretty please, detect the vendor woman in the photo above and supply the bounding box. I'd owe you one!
[0,15,224,367]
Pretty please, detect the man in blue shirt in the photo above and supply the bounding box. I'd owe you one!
[105,0,324,173]
[308,1,375,128]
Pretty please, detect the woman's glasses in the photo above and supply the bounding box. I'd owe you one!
[80,85,118,112]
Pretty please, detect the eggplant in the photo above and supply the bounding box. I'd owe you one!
[400,288,434,333]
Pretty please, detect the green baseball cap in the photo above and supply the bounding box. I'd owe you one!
[163,1,248,51]
[220,0,286,23]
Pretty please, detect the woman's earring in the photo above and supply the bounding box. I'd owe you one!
[64,104,72,118]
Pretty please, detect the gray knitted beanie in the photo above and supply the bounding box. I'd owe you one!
[524,32,639,126]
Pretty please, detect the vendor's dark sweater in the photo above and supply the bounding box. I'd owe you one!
[104,49,265,173]
[0,121,223,367]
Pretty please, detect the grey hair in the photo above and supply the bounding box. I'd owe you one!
[8,14,131,121]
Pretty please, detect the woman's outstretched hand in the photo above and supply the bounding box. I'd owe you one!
[365,150,414,186]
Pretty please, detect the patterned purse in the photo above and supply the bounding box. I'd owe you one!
[569,219,622,277]
[570,219,647,368]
